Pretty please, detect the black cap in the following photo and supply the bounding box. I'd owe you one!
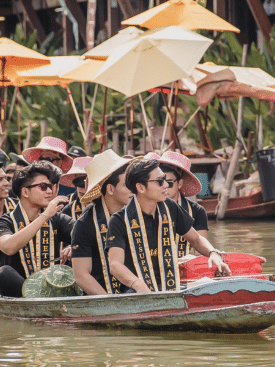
[67,146,87,158]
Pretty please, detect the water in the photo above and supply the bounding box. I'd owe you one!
[1,219,275,367]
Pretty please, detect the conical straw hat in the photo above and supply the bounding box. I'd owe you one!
[60,156,93,187]
[81,149,140,204]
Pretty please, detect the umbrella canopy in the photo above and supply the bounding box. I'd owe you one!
[61,58,105,83]
[121,0,240,33]
[84,26,144,60]
[0,37,50,86]
[149,63,275,105]
[15,56,85,87]
[92,26,213,97]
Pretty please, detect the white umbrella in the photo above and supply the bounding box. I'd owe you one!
[93,26,213,97]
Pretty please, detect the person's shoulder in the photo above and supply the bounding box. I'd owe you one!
[0,213,12,223]
[187,198,207,213]
[164,197,178,208]
[53,211,75,225]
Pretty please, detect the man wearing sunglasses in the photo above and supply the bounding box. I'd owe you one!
[106,159,231,294]
[0,163,75,297]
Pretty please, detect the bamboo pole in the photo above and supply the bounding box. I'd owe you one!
[66,87,86,141]
[160,82,174,152]
[138,94,154,151]
[217,44,249,220]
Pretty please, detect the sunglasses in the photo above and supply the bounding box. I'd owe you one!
[147,175,167,187]
[25,182,53,191]
[6,176,13,182]
[38,156,62,163]
[166,179,178,189]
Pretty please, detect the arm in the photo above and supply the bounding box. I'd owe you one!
[72,257,107,295]
[108,247,151,293]
[193,229,208,255]
[184,227,232,275]
[0,196,69,256]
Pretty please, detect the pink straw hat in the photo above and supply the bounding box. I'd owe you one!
[22,136,73,173]
[159,151,201,197]
[144,152,161,160]
[59,157,93,187]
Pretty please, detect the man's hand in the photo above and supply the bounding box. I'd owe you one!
[44,196,69,218]
[60,245,71,264]
[208,252,232,276]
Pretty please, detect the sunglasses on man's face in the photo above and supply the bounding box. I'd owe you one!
[38,156,62,163]
[6,176,13,182]
[147,175,167,187]
[25,182,53,191]
[166,179,178,189]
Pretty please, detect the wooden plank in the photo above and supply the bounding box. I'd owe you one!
[86,0,97,50]
[18,0,46,44]
[246,0,272,42]
[117,0,136,19]
[63,0,87,44]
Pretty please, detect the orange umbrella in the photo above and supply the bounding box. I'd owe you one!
[0,37,50,86]
[121,0,240,33]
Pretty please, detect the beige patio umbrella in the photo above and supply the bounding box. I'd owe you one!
[121,0,240,33]
[93,26,213,97]
[84,26,144,60]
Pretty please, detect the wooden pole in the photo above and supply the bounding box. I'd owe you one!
[66,87,86,141]
[244,131,254,179]
[130,96,134,150]
[138,94,154,151]
[217,44,249,220]
[16,87,21,154]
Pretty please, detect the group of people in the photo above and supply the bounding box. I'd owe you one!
[0,136,231,297]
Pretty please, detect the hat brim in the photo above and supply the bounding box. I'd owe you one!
[9,153,30,166]
[22,147,73,173]
[159,158,202,197]
[60,172,86,188]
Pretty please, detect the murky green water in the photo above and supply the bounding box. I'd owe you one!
[1,219,275,366]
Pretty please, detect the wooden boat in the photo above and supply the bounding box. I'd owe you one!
[197,191,275,219]
[0,277,275,333]
[1,252,275,334]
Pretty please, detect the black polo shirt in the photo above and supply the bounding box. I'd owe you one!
[180,194,208,232]
[0,211,75,278]
[71,199,107,290]
[105,197,194,292]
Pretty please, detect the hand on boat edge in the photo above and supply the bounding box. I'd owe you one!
[208,252,232,276]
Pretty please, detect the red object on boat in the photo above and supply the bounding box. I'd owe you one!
[179,253,265,281]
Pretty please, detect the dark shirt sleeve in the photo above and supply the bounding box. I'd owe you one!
[60,203,72,217]
[71,216,96,258]
[188,200,209,231]
[0,214,14,236]
[53,212,75,244]
[105,211,128,251]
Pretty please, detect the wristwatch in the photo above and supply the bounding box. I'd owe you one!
[208,249,222,257]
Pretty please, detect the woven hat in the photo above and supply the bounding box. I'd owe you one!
[9,153,30,167]
[159,151,201,197]
[144,152,161,160]
[22,265,83,298]
[81,149,139,204]
[67,146,87,158]
[22,136,73,173]
[59,156,93,187]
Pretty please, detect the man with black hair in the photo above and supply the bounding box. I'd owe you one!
[0,162,75,297]
[71,149,136,295]
[106,159,231,293]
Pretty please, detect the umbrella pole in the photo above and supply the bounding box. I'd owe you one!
[138,94,154,152]
[100,87,108,152]
[0,57,6,136]
[16,87,21,154]
[160,89,183,154]
[160,82,174,152]
[217,44,248,220]
[66,87,86,141]
[130,96,134,151]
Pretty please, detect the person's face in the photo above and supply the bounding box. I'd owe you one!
[5,171,15,190]
[111,172,133,207]
[165,171,181,201]
[22,174,53,208]
[0,169,9,200]
[39,150,63,169]
[138,167,169,202]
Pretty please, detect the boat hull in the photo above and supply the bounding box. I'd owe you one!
[1,278,275,333]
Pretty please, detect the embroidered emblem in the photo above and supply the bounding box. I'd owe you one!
[130,219,140,229]
[18,222,25,230]
[75,205,82,212]
[108,236,115,241]
[100,224,108,233]
[8,202,14,209]
[72,245,79,249]
[162,214,168,223]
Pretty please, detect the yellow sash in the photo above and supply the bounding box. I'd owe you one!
[177,195,193,257]
[125,196,180,291]
[93,197,120,294]
[10,203,55,278]
[4,198,17,213]
[71,197,83,220]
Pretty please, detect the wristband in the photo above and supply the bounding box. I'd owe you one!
[209,249,222,257]
[39,213,49,221]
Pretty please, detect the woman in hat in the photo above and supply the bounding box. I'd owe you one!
[158,151,208,257]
